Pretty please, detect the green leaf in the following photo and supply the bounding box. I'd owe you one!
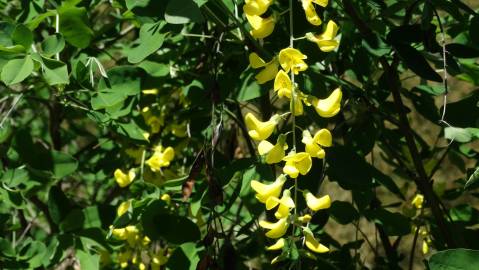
[138,60,170,77]
[394,43,442,82]
[51,151,78,178]
[115,121,148,142]
[414,85,445,96]
[98,66,141,96]
[128,23,166,64]
[12,24,33,48]
[166,242,200,270]
[48,186,73,224]
[236,72,263,101]
[58,5,94,48]
[365,208,410,236]
[329,201,359,225]
[91,91,126,110]
[26,10,56,30]
[41,34,65,57]
[165,0,204,24]
[446,43,479,58]
[76,250,99,270]
[444,127,472,143]
[42,57,69,85]
[428,249,479,270]
[1,55,34,85]
[465,167,479,190]
[471,16,479,44]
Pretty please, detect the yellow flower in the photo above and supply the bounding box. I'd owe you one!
[301,0,327,26]
[301,129,332,158]
[304,191,331,211]
[303,228,329,253]
[139,263,146,270]
[266,238,285,250]
[245,113,280,141]
[114,168,136,188]
[125,225,140,246]
[306,20,339,52]
[117,200,131,217]
[161,193,171,204]
[266,189,295,219]
[422,240,429,254]
[146,146,175,172]
[312,87,342,118]
[258,134,288,164]
[411,194,424,209]
[249,53,279,84]
[142,88,158,95]
[250,175,287,203]
[151,250,169,270]
[282,152,312,178]
[243,0,273,16]
[111,226,127,240]
[246,14,276,39]
[279,48,308,74]
[291,93,304,116]
[298,214,312,223]
[259,217,289,238]
[274,70,292,98]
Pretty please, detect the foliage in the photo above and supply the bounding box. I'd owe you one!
[0,0,479,269]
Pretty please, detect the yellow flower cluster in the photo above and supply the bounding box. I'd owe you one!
[242,0,342,263]
[146,145,175,172]
[244,0,275,39]
[109,196,172,269]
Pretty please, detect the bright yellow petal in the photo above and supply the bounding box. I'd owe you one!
[266,238,285,250]
[265,144,285,164]
[264,218,289,238]
[117,200,131,217]
[320,20,339,40]
[295,153,312,175]
[312,0,328,7]
[313,88,342,118]
[274,70,292,99]
[278,48,307,73]
[305,142,325,158]
[305,192,331,211]
[249,16,276,39]
[291,95,304,116]
[305,233,329,253]
[301,0,322,26]
[244,0,273,16]
[258,140,274,155]
[313,129,332,147]
[255,60,278,84]
[162,147,175,161]
[283,163,299,178]
[265,196,280,210]
[249,52,267,68]
[245,113,278,141]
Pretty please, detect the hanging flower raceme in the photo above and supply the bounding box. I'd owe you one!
[301,0,328,26]
[244,0,273,15]
[266,189,296,218]
[251,175,287,203]
[282,152,312,178]
[306,20,340,52]
[259,217,289,238]
[304,190,331,211]
[249,53,279,84]
[311,87,342,117]
[258,134,288,164]
[245,112,280,141]
[301,129,332,158]
[303,227,329,253]
[279,48,308,74]
[246,14,276,39]
[146,145,175,172]
[114,168,136,188]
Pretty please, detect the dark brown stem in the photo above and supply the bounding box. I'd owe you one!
[408,226,420,270]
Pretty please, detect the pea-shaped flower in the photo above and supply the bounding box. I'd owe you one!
[312,88,342,118]
[249,53,279,84]
[246,14,276,39]
[274,70,292,98]
[245,113,280,141]
[250,175,287,203]
[301,129,332,158]
[411,194,424,209]
[259,217,289,238]
[266,189,295,218]
[243,0,273,16]
[306,20,339,52]
[258,134,288,164]
[279,48,308,74]
[117,200,131,217]
[304,190,331,211]
[114,168,136,188]
[301,0,328,26]
[303,227,329,253]
[282,152,312,178]
[146,146,175,172]
[266,238,285,250]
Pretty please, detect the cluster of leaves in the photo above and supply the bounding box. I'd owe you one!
[0,0,479,269]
